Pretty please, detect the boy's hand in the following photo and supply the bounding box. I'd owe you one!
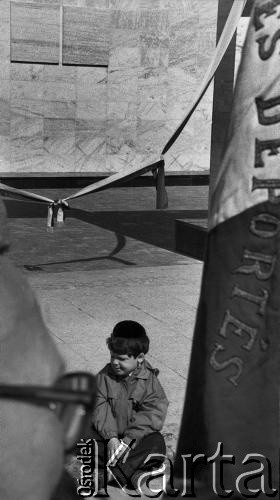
[107,437,122,466]
[107,438,131,466]
[119,440,131,464]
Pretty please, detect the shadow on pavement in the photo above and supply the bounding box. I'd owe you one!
[4,199,208,265]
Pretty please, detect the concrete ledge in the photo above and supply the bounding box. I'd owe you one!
[0,172,209,189]
[175,219,208,261]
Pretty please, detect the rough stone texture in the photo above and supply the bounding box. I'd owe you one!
[1,0,248,174]
[62,7,110,66]
[10,2,60,64]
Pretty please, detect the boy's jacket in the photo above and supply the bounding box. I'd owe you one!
[92,360,169,445]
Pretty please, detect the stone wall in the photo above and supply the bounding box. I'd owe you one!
[0,0,247,175]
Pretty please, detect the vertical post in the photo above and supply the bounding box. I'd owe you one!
[209,0,236,198]
[209,0,254,199]
[154,159,168,209]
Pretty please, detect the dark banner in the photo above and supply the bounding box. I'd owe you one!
[171,202,280,498]
[163,0,280,497]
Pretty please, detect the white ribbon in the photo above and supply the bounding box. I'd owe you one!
[0,182,54,204]
[162,0,248,155]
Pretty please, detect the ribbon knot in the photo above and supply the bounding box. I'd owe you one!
[47,200,69,231]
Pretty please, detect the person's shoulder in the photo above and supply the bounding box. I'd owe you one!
[144,360,160,377]
[97,363,111,378]
[97,363,119,382]
[136,361,160,387]
[96,364,116,392]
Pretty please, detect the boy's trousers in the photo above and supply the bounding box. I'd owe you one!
[91,428,166,488]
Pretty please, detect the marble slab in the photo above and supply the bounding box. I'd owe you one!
[77,66,108,86]
[10,81,44,121]
[76,92,107,121]
[107,80,137,121]
[1,0,223,174]
[10,2,60,64]
[44,81,76,102]
[109,0,160,7]
[10,111,44,172]
[108,75,138,100]
[63,0,108,7]
[0,0,10,22]
[139,0,161,7]
[11,111,43,141]
[14,0,60,3]
[106,117,139,171]
[0,80,10,136]
[10,63,44,82]
[106,149,140,173]
[111,28,139,49]
[108,0,139,7]
[83,0,108,6]
[76,128,107,160]
[137,69,168,121]
[112,9,168,32]
[44,65,77,84]
[197,0,218,77]
[106,118,137,154]
[44,117,75,137]
[136,118,170,159]
[9,151,45,172]
[169,20,198,71]
[107,67,140,89]
[109,45,141,71]
[62,7,110,66]
[75,121,107,172]
[0,20,9,43]
[0,40,10,80]
[0,0,10,42]
[160,0,195,8]
[44,100,76,120]
[77,78,107,103]
[140,32,169,69]
[165,110,212,171]
[10,79,44,101]
[0,135,10,172]
[43,118,76,171]
[108,99,136,121]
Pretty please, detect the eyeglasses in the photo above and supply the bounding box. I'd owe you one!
[0,371,96,452]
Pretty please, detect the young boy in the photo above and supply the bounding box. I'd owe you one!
[91,320,169,493]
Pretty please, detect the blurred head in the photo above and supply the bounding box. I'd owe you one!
[107,321,149,376]
[0,200,65,500]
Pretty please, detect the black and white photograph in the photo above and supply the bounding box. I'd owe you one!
[0,0,279,498]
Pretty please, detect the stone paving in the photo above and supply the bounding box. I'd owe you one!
[5,185,207,498]
[29,264,202,435]
[37,264,202,499]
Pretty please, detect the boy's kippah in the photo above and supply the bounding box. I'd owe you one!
[112,321,147,339]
